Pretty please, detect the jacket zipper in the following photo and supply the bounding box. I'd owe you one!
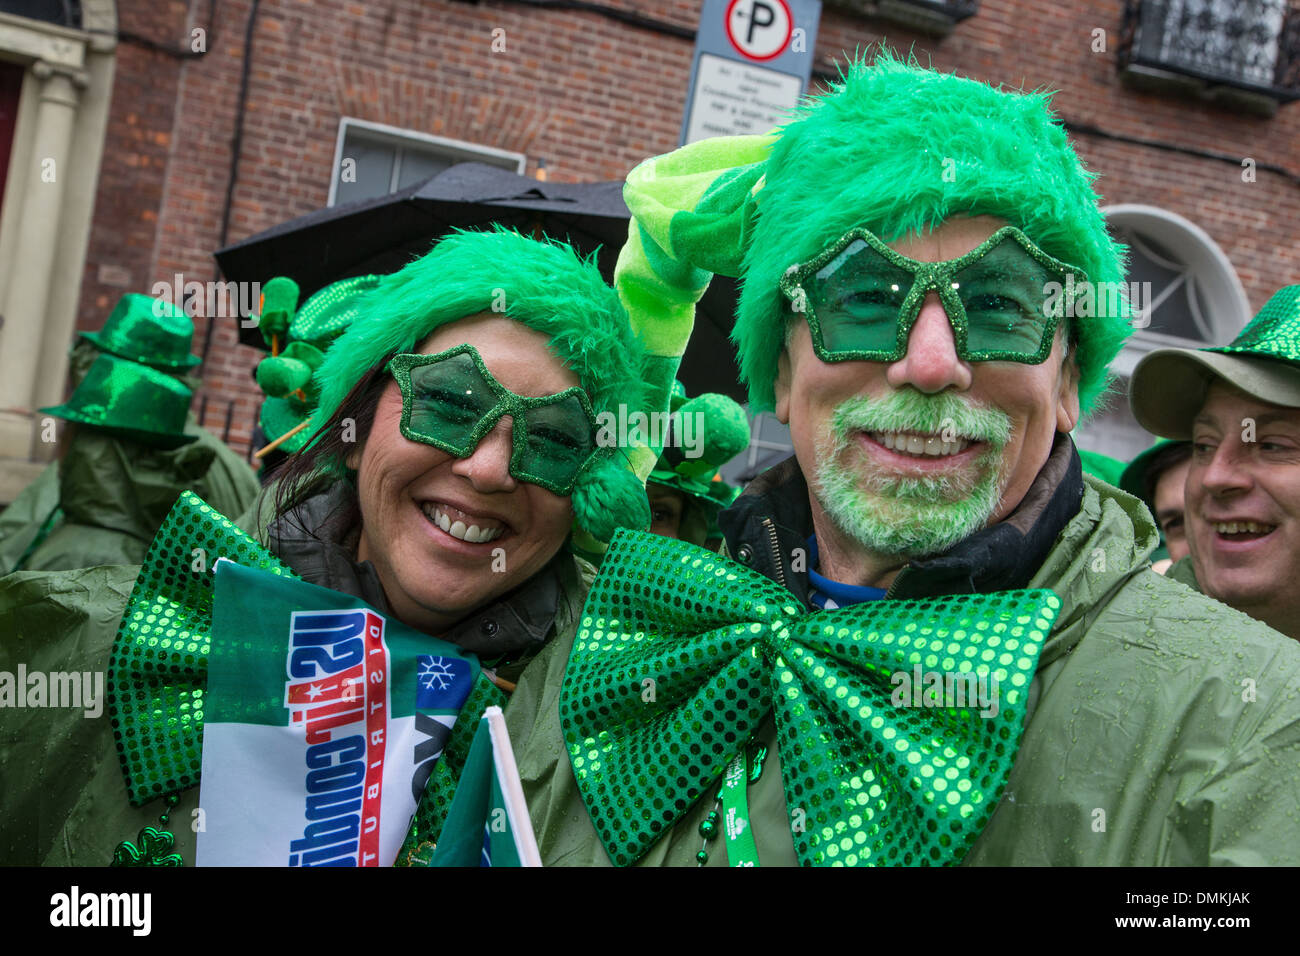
[760,517,788,589]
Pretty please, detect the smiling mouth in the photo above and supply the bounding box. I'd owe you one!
[419,502,507,544]
[1211,520,1276,540]
[867,429,974,458]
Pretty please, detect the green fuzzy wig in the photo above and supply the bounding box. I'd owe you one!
[311,227,651,542]
[734,50,1131,414]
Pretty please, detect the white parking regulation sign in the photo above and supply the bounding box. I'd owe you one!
[679,0,820,145]
[726,0,793,62]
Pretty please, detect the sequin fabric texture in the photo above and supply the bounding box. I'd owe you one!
[1213,285,1300,360]
[560,529,1060,866]
[107,491,296,806]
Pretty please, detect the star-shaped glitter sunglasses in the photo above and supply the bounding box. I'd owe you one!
[779,225,1089,365]
[386,344,600,496]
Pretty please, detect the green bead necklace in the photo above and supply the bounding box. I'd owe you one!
[696,741,767,866]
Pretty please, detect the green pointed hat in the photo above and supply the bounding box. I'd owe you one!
[312,228,652,542]
[41,353,197,449]
[1131,285,1300,439]
[80,293,200,370]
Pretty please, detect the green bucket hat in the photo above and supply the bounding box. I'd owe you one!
[312,227,652,543]
[40,353,196,449]
[80,293,200,370]
[1130,285,1300,439]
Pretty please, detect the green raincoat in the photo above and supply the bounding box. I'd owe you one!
[0,463,60,575]
[14,426,259,573]
[504,452,1300,866]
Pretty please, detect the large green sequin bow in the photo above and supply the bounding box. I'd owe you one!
[560,530,1060,867]
[108,491,296,806]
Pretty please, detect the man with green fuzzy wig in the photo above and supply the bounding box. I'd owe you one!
[501,52,1300,866]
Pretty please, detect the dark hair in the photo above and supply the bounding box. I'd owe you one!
[268,351,398,537]
[1143,441,1193,506]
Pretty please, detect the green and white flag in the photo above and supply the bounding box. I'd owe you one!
[196,559,480,866]
[429,706,541,867]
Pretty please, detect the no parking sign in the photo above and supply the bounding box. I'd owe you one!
[726,0,794,61]
[681,0,821,145]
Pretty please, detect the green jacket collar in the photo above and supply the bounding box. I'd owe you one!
[1026,472,1159,667]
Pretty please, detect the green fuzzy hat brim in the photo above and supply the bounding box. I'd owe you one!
[734,50,1131,415]
[311,227,651,540]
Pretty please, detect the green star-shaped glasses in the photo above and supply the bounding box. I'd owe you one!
[779,225,1089,365]
[387,344,602,496]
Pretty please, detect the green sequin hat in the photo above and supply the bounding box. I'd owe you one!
[734,49,1130,416]
[255,276,381,454]
[312,228,651,542]
[1130,286,1300,440]
[80,293,201,370]
[41,353,197,449]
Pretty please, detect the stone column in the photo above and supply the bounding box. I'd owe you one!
[0,60,85,461]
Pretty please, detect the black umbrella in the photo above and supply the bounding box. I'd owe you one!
[214,162,744,403]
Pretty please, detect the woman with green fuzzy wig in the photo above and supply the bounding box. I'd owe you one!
[264,227,651,636]
[0,228,653,866]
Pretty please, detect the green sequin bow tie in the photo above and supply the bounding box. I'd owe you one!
[560,530,1061,867]
[108,491,297,806]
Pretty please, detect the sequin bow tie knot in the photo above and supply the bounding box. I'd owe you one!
[559,530,1060,867]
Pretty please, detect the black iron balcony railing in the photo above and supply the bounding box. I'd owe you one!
[1119,0,1300,106]
[824,0,979,37]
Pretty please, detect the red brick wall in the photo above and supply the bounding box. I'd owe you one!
[77,1,190,330]
[79,0,1300,455]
